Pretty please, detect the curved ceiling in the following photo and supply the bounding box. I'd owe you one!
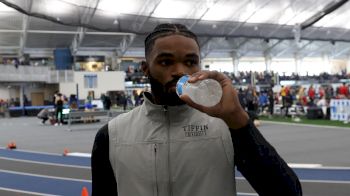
[0,0,350,59]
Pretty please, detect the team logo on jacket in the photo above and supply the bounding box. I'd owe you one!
[182,124,208,137]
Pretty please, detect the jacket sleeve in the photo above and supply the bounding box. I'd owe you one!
[91,124,118,195]
[230,120,302,196]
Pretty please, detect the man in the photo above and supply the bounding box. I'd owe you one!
[339,82,349,98]
[91,23,302,196]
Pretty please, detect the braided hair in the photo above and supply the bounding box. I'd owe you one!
[144,23,200,59]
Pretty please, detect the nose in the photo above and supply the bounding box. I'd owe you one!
[171,63,188,77]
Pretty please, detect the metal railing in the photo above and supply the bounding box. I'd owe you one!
[0,64,73,83]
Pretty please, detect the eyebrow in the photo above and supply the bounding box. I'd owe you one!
[185,53,199,59]
[154,52,200,60]
[155,53,174,59]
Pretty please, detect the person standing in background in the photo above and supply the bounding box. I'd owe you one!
[54,93,64,126]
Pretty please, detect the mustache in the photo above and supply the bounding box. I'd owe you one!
[164,76,182,89]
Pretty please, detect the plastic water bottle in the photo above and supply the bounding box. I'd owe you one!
[176,75,222,107]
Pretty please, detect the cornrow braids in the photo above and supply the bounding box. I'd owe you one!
[144,23,200,59]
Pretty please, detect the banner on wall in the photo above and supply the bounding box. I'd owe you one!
[330,99,350,121]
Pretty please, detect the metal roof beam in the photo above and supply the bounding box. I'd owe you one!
[119,0,162,56]
[263,39,283,54]
[266,0,316,37]
[188,0,222,30]
[18,0,32,57]
[275,40,312,57]
[333,45,350,58]
[300,0,349,30]
[71,0,100,55]
[226,0,272,36]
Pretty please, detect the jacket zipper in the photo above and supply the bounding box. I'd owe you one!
[154,143,159,196]
[163,105,173,196]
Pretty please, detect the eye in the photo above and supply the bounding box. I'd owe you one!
[158,59,173,66]
[185,59,198,67]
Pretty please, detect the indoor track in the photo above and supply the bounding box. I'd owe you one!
[0,117,349,196]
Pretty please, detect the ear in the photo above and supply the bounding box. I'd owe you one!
[141,61,150,77]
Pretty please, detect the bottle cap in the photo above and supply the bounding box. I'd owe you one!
[176,75,190,96]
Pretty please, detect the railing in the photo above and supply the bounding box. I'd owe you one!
[0,64,73,83]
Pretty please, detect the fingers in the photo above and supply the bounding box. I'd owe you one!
[188,71,228,83]
[179,94,206,112]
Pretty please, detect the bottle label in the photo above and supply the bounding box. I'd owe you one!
[176,75,190,96]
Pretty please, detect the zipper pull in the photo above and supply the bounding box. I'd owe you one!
[154,143,157,152]
[163,105,168,112]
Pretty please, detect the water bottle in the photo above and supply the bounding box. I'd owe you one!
[176,75,223,107]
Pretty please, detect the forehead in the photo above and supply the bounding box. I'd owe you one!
[151,34,200,55]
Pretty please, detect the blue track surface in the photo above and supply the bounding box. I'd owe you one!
[2,148,350,195]
[236,168,350,182]
[0,149,90,167]
[0,171,91,195]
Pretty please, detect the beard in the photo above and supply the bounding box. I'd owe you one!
[148,74,185,106]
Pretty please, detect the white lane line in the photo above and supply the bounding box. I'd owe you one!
[237,192,258,196]
[66,152,91,157]
[0,169,91,183]
[262,121,350,130]
[0,157,90,169]
[307,166,350,170]
[0,187,59,196]
[300,180,350,184]
[288,163,323,168]
[0,148,92,158]
[236,177,350,184]
[288,163,350,170]
[0,148,66,156]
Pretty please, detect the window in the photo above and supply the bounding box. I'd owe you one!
[84,74,97,88]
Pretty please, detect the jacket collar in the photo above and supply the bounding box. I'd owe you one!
[141,92,194,122]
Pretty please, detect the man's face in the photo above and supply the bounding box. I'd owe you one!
[145,34,201,105]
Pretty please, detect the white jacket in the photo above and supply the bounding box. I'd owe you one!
[108,93,236,196]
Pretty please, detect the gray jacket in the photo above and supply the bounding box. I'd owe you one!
[108,94,236,196]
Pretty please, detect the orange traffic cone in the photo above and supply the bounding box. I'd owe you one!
[63,148,69,156]
[7,141,16,149]
[81,186,89,196]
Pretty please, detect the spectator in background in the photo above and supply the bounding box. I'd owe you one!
[325,85,334,101]
[297,87,306,106]
[52,90,59,106]
[338,82,349,98]
[318,86,325,99]
[267,87,274,118]
[54,93,64,126]
[37,108,50,124]
[132,90,141,106]
[13,59,19,69]
[238,88,247,109]
[258,91,268,114]
[103,95,111,111]
[284,91,293,117]
[308,85,315,105]
[280,85,287,109]
[245,85,256,113]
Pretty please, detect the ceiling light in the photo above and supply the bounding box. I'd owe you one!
[98,0,139,15]
[202,4,233,21]
[206,0,214,8]
[246,1,256,13]
[246,8,275,23]
[286,11,314,25]
[153,0,192,18]
[278,7,295,24]
[44,0,72,15]
[0,3,15,12]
